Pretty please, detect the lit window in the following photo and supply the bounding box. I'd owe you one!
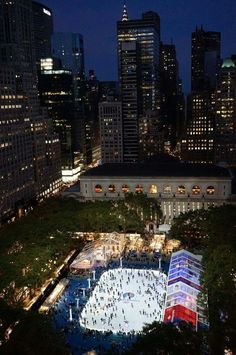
[192,185,201,195]
[135,184,143,193]
[108,184,116,193]
[163,185,172,194]
[122,184,129,193]
[177,185,186,195]
[149,184,157,194]
[95,184,102,193]
[206,186,215,195]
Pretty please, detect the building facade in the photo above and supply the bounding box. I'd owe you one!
[32,1,53,65]
[119,41,140,162]
[191,27,221,92]
[181,92,215,163]
[215,58,236,166]
[117,8,161,161]
[38,58,85,183]
[52,32,85,76]
[181,27,221,163]
[99,101,123,163]
[75,163,232,224]
[160,43,185,150]
[0,0,61,223]
[117,9,160,114]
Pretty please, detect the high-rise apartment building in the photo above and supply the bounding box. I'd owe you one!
[32,1,53,65]
[0,0,61,223]
[181,27,221,163]
[99,102,123,163]
[117,7,161,161]
[52,33,85,76]
[215,58,236,166]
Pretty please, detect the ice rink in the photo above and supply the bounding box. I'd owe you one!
[79,268,167,333]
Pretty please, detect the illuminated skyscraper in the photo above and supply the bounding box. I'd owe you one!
[99,101,123,163]
[32,1,53,65]
[215,58,236,166]
[181,27,221,163]
[117,7,161,161]
[117,10,160,114]
[119,41,140,162]
[0,0,61,223]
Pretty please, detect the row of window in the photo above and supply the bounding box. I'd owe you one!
[94,184,216,195]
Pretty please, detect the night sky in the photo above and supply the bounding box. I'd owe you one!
[43,0,236,93]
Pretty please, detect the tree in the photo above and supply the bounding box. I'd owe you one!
[123,321,206,355]
[0,300,69,355]
[124,193,162,224]
[169,204,236,354]
[168,209,209,250]
[1,311,69,355]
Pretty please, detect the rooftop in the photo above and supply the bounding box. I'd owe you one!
[81,162,231,179]
[222,57,235,68]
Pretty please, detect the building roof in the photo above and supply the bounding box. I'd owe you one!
[222,58,236,68]
[81,163,231,179]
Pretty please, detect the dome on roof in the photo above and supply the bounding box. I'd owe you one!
[222,58,235,68]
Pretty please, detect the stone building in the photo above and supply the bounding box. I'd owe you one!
[69,162,232,224]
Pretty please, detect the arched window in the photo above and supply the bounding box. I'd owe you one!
[207,186,215,195]
[108,184,116,193]
[177,185,186,195]
[122,184,129,193]
[135,184,143,193]
[163,185,172,194]
[149,184,157,194]
[95,184,102,193]
[192,185,201,195]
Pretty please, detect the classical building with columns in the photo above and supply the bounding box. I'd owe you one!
[67,162,232,224]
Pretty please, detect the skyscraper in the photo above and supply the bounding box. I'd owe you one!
[181,27,221,163]
[99,101,123,163]
[181,92,215,162]
[0,0,61,223]
[191,27,221,92]
[51,32,89,168]
[118,9,160,114]
[52,33,85,76]
[160,43,185,149]
[119,41,140,162]
[215,58,236,166]
[117,7,161,162]
[32,1,53,65]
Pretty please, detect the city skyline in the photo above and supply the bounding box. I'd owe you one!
[43,0,236,92]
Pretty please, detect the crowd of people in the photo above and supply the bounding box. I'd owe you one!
[80,268,167,333]
[51,256,168,354]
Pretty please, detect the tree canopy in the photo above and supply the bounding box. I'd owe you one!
[169,204,236,354]
[0,195,161,305]
[124,321,206,355]
[0,300,68,355]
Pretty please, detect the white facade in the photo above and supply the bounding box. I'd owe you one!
[78,174,231,223]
